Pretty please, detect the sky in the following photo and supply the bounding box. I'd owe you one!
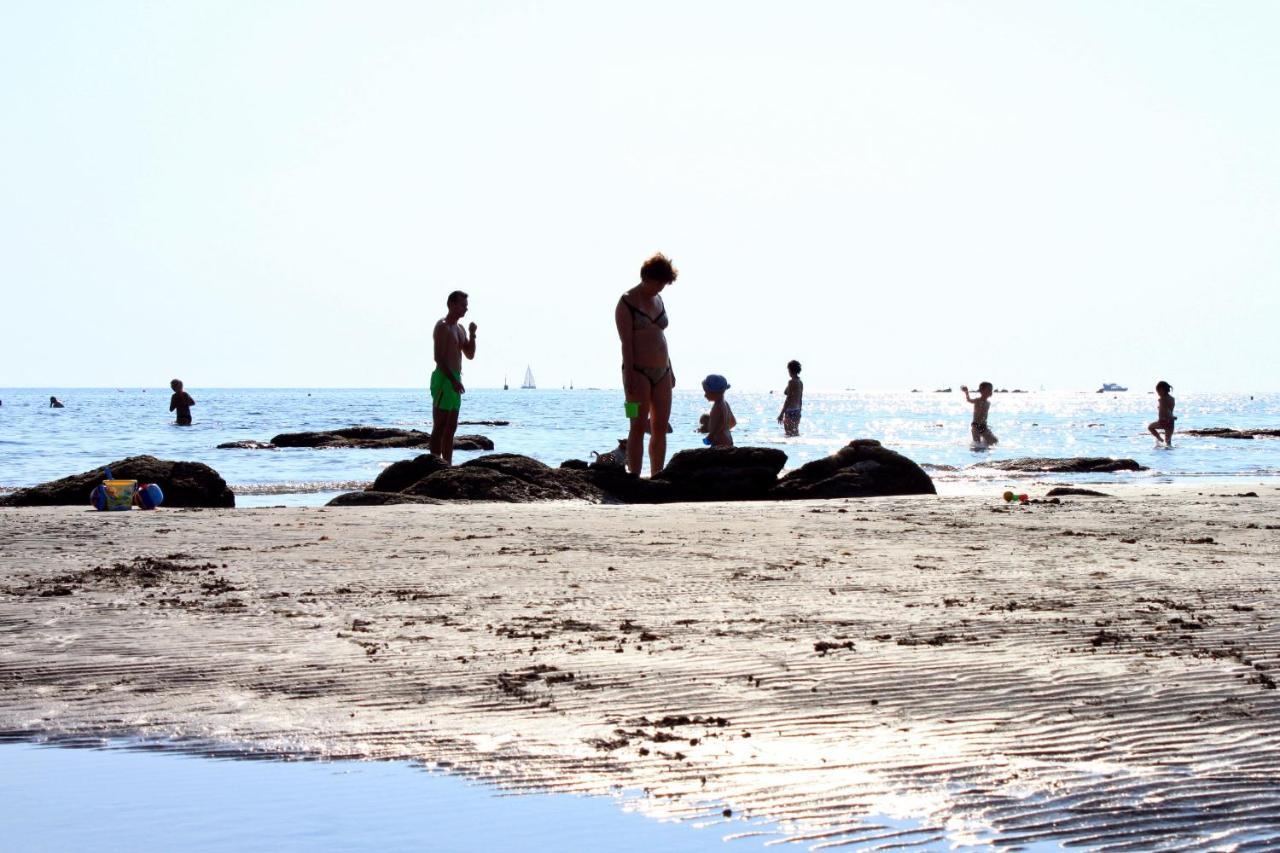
[3,1,1278,392]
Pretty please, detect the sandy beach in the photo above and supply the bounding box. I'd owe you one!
[3,487,1280,848]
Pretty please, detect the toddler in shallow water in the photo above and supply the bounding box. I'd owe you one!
[961,382,999,447]
[1147,381,1176,446]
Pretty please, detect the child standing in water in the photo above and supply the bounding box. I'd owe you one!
[1147,380,1176,446]
[776,360,804,437]
[702,374,737,447]
[961,382,999,447]
[169,379,195,425]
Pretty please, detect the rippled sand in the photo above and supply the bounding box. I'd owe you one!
[3,488,1279,849]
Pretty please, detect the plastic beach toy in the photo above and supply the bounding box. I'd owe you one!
[136,483,164,510]
[624,401,640,419]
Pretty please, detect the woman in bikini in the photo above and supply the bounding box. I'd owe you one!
[615,253,678,475]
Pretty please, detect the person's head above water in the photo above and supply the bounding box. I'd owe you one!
[170,379,183,392]
[639,253,678,287]
[787,360,801,376]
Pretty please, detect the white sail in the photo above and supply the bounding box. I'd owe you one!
[521,366,536,389]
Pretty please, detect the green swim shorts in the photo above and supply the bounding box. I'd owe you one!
[430,368,462,412]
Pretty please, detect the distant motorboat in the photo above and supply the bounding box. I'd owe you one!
[1097,383,1128,393]
[521,366,536,390]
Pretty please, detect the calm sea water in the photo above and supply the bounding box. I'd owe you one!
[2,387,1278,504]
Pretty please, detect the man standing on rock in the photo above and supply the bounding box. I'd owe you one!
[430,290,477,464]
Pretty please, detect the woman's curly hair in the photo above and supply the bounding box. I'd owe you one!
[639,253,678,285]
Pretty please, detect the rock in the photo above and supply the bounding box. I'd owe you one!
[559,459,589,470]
[459,420,510,426]
[326,491,443,507]
[370,454,451,493]
[1185,427,1280,440]
[1045,487,1112,497]
[653,447,788,502]
[0,455,234,508]
[217,440,277,450]
[579,467,678,504]
[978,457,1146,473]
[933,387,952,393]
[266,426,494,451]
[771,439,936,499]
[405,454,605,503]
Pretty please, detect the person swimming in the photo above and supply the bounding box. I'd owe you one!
[49,396,64,408]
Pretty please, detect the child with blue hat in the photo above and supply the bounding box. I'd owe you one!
[701,374,737,447]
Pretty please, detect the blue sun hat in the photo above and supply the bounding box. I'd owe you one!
[702,374,730,393]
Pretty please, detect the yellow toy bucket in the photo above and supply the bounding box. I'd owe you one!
[103,479,138,511]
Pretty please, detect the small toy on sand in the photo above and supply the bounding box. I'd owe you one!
[1002,491,1029,504]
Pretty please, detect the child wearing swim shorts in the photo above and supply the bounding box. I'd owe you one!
[961,382,998,447]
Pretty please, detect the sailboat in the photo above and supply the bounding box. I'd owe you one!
[503,375,508,391]
[521,366,536,390]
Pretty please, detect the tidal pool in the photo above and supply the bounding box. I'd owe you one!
[0,740,762,852]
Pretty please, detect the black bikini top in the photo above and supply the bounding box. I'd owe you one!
[621,295,668,330]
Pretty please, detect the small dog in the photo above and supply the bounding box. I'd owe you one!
[590,438,628,468]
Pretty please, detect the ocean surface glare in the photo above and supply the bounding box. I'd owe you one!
[2,388,1277,503]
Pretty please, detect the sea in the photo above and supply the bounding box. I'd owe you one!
[2,387,1279,504]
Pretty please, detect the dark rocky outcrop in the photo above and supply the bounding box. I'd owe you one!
[0,456,234,508]
[370,454,451,493]
[324,442,935,506]
[1184,427,1280,440]
[978,457,1146,473]
[559,459,590,470]
[1046,487,1112,498]
[579,467,678,504]
[771,439,936,499]
[459,420,510,427]
[405,455,605,503]
[216,440,277,450]
[326,491,443,507]
[260,427,493,451]
[652,447,788,502]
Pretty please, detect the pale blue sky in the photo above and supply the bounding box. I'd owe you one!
[3,2,1277,391]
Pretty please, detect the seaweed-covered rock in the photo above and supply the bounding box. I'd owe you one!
[771,439,936,499]
[266,427,493,451]
[1045,487,1112,497]
[1184,427,1280,440]
[581,467,679,504]
[0,456,234,508]
[978,457,1146,473]
[370,454,451,493]
[326,491,443,507]
[216,440,277,450]
[654,447,788,502]
[405,455,605,503]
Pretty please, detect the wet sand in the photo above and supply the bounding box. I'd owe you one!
[3,487,1280,848]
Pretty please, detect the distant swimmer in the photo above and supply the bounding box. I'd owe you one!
[616,252,678,475]
[961,382,999,448]
[1147,380,1176,447]
[169,379,195,425]
[429,290,477,464]
[776,359,804,437]
[49,396,64,408]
